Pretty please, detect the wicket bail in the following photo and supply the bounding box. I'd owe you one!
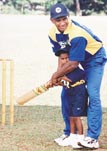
[0,58,14,125]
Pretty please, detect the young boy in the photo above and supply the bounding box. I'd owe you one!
[54,50,88,149]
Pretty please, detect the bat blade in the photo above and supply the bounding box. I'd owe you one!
[16,80,74,106]
[16,84,49,105]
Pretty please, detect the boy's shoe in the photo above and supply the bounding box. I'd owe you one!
[58,134,83,149]
[77,134,84,143]
[72,142,83,149]
[79,136,99,149]
[54,134,68,144]
[58,135,73,146]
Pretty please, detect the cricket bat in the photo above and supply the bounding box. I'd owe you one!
[16,83,50,105]
[16,79,77,106]
[16,80,85,105]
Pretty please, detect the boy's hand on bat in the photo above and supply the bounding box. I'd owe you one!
[61,76,72,83]
[47,76,72,87]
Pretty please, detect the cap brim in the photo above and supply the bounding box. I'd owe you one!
[51,13,68,19]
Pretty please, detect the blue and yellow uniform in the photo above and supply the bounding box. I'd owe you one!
[49,20,103,63]
[48,19,107,139]
[63,67,88,117]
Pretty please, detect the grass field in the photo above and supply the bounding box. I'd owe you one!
[0,105,107,151]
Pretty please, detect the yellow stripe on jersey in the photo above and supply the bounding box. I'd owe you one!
[49,21,103,55]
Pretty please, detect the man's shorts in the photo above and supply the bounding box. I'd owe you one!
[64,84,88,117]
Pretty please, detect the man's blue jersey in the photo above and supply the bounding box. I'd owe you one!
[48,20,103,63]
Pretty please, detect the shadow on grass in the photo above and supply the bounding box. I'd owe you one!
[0,105,107,151]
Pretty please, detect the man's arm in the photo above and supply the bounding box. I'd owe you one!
[57,57,64,70]
[51,60,79,86]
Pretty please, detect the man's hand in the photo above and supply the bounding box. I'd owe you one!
[49,61,78,86]
[50,72,72,87]
[45,80,53,88]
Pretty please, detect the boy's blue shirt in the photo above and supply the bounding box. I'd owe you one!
[66,67,85,84]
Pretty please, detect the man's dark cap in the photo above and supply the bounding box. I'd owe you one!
[50,3,69,19]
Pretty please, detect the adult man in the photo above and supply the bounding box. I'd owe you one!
[48,3,107,149]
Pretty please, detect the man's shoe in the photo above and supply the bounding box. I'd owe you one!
[79,137,99,149]
[54,134,68,144]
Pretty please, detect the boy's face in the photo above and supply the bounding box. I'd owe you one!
[51,16,69,32]
[59,53,69,65]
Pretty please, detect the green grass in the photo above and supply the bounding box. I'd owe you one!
[0,105,107,151]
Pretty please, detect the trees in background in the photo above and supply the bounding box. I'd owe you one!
[78,0,107,15]
[0,0,107,15]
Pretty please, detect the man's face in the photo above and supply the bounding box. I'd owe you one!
[51,16,69,32]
